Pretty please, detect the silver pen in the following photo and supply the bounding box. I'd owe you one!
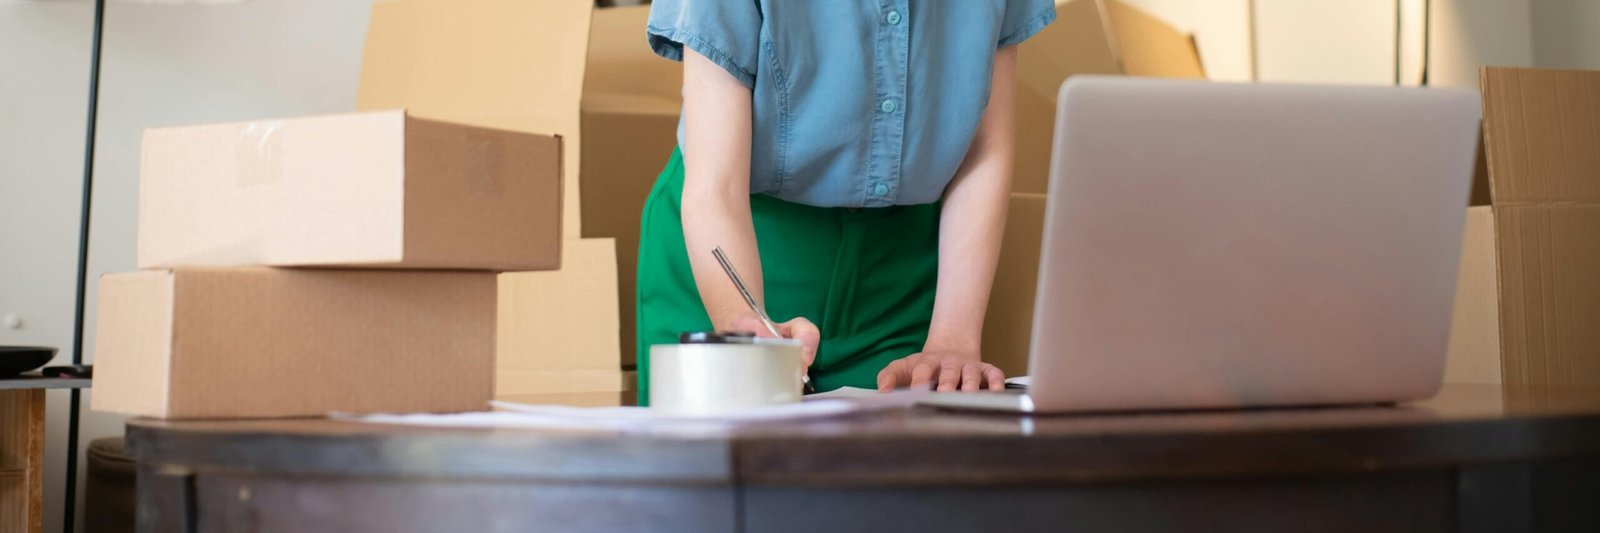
[711,246,813,392]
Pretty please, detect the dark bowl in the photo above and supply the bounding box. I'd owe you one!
[0,346,57,377]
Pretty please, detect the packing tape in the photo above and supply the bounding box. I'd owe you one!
[235,121,283,187]
[649,342,804,415]
[464,135,507,196]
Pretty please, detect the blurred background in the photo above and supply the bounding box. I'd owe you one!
[1,0,1596,531]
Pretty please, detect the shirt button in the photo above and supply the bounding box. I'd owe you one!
[880,99,897,113]
[885,10,903,25]
[872,183,889,196]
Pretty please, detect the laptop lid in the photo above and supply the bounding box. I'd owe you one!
[1027,77,1481,412]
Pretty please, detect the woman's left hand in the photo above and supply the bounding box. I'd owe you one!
[876,351,1004,392]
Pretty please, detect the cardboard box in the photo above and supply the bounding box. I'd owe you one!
[138,110,562,271]
[1444,67,1600,386]
[497,238,624,395]
[1444,207,1501,384]
[578,6,683,368]
[982,194,1048,377]
[496,371,637,407]
[359,2,680,365]
[1013,0,1204,194]
[90,268,496,419]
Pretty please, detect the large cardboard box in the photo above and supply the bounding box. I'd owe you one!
[359,1,681,366]
[497,371,637,407]
[91,268,496,419]
[1013,0,1205,194]
[982,194,1048,377]
[138,110,562,271]
[1445,67,1600,386]
[497,238,625,396]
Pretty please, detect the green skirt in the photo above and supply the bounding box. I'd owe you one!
[635,148,940,404]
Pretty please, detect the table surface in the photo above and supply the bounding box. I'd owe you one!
[0,374,91,390]
[127,384,1600,487]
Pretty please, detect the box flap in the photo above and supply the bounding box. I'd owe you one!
[1012,0,1203,194]
[358,0,591,238]
[585,5,682,102]
[1480,67,1600,205]
[1017,0,1120,104]
[1103,0,1205,79]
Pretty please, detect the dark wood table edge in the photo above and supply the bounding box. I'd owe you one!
[125,410,1600,487]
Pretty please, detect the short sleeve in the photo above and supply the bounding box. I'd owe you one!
[997,0,1057,48]
[647,0,763,88]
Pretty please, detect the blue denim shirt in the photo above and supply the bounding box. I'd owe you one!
[648,0,1056,208]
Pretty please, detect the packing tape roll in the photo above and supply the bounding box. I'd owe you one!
[649,342,803,415]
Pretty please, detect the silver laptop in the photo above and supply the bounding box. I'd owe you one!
[923,76,1482,413]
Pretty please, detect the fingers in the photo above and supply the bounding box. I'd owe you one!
[877,359,908,392]
[937,358,961,392]
[780,317,821,367]
[909,360,937,389]
[983,364,1005,391]
[961,362,982,392]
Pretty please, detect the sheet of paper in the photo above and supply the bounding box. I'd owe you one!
[341,393,921,433]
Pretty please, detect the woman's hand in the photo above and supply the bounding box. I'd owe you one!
[730,313,820,369]
[877,351,1004,392]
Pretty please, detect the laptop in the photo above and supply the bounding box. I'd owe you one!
[922,76,1482,413]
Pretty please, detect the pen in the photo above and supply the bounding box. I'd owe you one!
[711,246,814,393]
[711,246,782,338]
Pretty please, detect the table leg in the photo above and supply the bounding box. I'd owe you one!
[0,389,45,533]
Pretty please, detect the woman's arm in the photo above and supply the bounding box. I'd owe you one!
[878,46,1018,391]
[680,50,821,362]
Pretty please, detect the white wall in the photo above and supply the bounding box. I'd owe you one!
[1,5,92,533]
[3,1,371,530]
[1430,0,1535,87]
[1531,0,1600,71]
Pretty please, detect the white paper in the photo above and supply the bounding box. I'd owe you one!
[340,393,923,433]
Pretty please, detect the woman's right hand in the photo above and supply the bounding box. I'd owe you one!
[730,313,820,369]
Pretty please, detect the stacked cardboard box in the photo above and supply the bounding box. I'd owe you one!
[1444,67,1600,386]
[357,0,674,401]
[92,110,562,419]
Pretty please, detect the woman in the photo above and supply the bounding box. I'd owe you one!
[637,0,1056,403]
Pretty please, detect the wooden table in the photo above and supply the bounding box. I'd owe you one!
[2,376,91,533]
[127,384,1600,533]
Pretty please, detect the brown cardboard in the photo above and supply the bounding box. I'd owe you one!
[981,194,1048,377]
[579,6,684,367]
[138,110,562,271]
[1444,207,1502,384]
[1013,0,1205,194]
[90,268,496,419]
[497,371,637,407]
[1478,67,1600,386]
[497,238,623,396]
[359,2,681,366]
[357,0,590,240]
